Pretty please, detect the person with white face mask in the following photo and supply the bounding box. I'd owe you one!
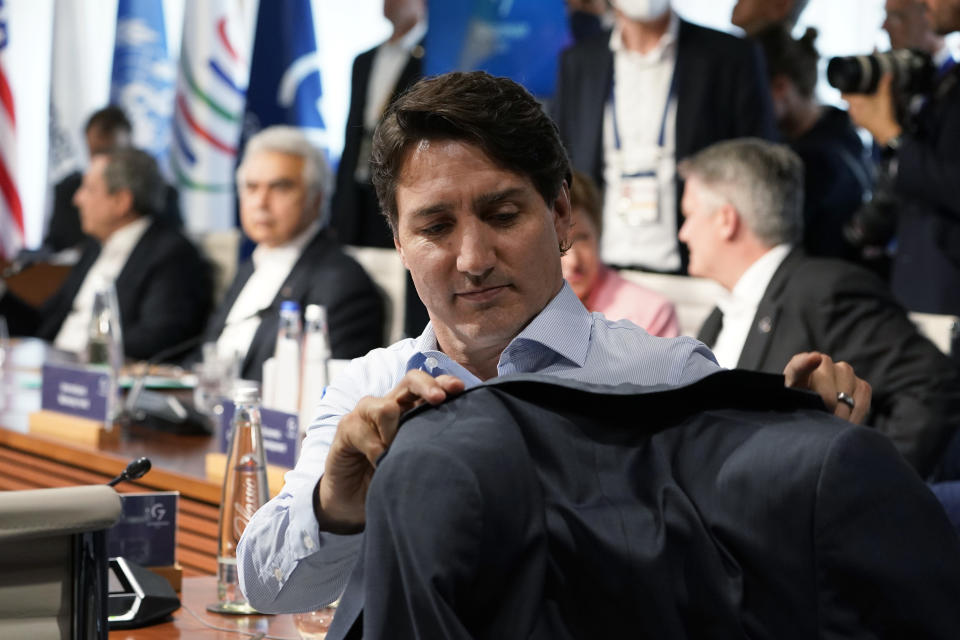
[554,0,777,276]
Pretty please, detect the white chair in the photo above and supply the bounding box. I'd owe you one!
[345,246,408,345]
[908,311,959,355]
[617,270,725,338]
[195,228,241,307]
[0,485,122,639]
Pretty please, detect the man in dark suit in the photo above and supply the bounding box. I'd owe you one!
[680,138,960,477]
[0,148,211,361]
[330,0,429,338]
[553,0,776,274]
[327,372,960,639]
[198,126,383,383]
[843,0,960,316]
[331,0,425,250]
[46,106,182,252]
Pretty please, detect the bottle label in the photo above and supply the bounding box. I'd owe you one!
[232,472,262,539]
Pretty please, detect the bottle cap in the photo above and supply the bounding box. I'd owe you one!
[232,384,260,404]
[280,300,300,312]
[304,304,327,323]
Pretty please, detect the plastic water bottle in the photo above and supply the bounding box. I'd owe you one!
[271,300,302,413]
[86,277,123,425]
[209,385,269,614]
[299,304,331,433]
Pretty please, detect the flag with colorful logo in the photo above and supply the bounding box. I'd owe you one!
[0,0,23,259]
[173,0,253,232]
[240,0,326,154]
[110,0,176,177]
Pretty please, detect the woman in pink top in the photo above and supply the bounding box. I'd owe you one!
[562,172,679,338]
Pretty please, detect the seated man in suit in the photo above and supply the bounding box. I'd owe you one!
[46,106,182,252]
[236,71,874,616]
[198,125,384,382]
[0,148,211,361]
[681,138,960,477]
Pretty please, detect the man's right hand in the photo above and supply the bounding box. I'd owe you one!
[314,369,466,534]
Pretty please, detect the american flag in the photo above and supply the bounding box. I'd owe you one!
[0,3,23,261]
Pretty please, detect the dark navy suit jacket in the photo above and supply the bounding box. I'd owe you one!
[328,371,960,639]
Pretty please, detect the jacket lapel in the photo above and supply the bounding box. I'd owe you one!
[736,249,801,371]
[698,307,723,348]
[242,231,328,375]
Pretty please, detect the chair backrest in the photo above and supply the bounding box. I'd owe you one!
[195,228,241,307]
[0,485,121,640]
[908,311,959,355]
[616,270,724,337]
[344,246,407,345]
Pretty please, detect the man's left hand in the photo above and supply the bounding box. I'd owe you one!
[843,73,902,146]
[783,351,871,424]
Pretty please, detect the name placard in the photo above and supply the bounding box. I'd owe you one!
[107,492,178,567]
[219,402,299,469]
[41,363,111,421]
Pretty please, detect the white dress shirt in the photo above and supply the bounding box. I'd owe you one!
[215,221,320,365]
[53,216,151,354]
[601,11,680,272]
[711,244,792,369]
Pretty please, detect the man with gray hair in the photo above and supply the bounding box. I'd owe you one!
[683,138,960,477]
[0,147,212,361]
[198,125,384,382]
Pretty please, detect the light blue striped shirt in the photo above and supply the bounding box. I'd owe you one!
[237,283,720,613]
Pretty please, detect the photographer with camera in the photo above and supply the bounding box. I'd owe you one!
[837,0,960,316]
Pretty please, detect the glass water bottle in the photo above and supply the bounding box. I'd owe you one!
[208,385,269,614]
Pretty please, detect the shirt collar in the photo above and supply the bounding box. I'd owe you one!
[100,216,151,257]
[718,243,792,314]
[609,10,679,62]
[251,220,320,270]
[405,282,592,383]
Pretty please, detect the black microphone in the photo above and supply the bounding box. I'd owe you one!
[106,457,152,487]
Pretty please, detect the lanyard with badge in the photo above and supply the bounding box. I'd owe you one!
[609,66,678,227]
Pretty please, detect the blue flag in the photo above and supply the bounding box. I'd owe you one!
[240,0,325,147]
[110,0,176,176]
[425,0,569,97]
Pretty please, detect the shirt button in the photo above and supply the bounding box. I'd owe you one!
[303,535,315,550]
[274,567,283,582]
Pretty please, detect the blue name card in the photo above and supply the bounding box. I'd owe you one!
[219,402,299,469]
[107,492,178,567]
[41,363,112,421]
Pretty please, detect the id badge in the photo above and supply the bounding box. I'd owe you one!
[616,172,659,226]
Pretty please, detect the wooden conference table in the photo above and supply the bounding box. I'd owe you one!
[0,339,223,577]
[108,576,306,640]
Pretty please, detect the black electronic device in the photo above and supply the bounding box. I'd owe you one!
[107,556,180,629]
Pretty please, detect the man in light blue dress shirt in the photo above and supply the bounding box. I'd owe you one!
[236,71,870,614]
